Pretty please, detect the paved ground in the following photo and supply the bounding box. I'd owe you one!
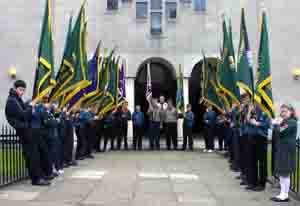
[0,147,298,206]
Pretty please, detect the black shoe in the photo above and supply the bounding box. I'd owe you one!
[252,186,265,192]
[270,197,290,202]
[44,174,55,181]
[235,175,242,180]
[86,154,95,159]
[69,161,78,166]
[245,185,256,190]
[32,179,51,186]
[240,181,248,186]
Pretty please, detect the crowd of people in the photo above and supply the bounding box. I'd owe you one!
[4,80,298,202]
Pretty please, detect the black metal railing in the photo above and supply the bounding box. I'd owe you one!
[0,125,28,187]
[291,140,300,195]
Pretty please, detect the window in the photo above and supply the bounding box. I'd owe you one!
[107,0,119,10]
[151,0,162,10]
[136,1,148,19]
[165,1,177,20]
[194,0,206,11]
[150,12,162,34]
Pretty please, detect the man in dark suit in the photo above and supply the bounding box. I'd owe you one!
[5,80,51,186]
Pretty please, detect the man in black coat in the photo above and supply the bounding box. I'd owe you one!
[5,80,51,186]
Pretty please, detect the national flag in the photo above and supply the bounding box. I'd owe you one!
[236,8,255,100]
[176,64,184,113]
[32,0,55,102]
[217,16,240,110]
[146,61,152,101]
[50,3,90,104]
[255,11,275,118]
[200,52,224,113]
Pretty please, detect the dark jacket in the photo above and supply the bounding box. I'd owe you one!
[184,111,195,128]
[203,110,216,128]
[31,103,47,129]
[132,111,144,127]
[248,109,270,138]
[121,110,131,127]
[5,89,32,129]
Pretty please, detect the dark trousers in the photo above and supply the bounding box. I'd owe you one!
[86,124,96,155]
[76,127,88,158]
[94,124,103,152]
[207,127,215,150]
[246,136,257,186]
[239,136,248,174]
[18,128,50,183]
[165,122,177,150]
[103,127,115,151]
[254,136,268,187]
[183,126,193,150]
[217,126,225,151]
[232,129,240,170]
[133,125,143,150]
[63,127,74,163]
[149,121,160,150]
[117,125,128,150]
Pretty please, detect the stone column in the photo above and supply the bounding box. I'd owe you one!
[125,77,135,140]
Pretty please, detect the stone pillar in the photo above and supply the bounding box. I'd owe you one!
[125,77,135,140]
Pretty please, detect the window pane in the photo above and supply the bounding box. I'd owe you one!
[136,2,148,18]
[194,0,206,11]
[107,0,119,10]
[151,0,162,10]
[151,12,162,34]
[166,2,177,19]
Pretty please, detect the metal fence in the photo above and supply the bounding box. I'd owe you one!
[291,140,300,196]
[0,125,28,188]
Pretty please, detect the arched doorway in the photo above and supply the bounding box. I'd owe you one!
[135,57,177,114]
[189,57,219,133]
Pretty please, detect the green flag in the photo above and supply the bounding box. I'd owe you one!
[255,11,275,118]
[84,48,115,108]
[32,0,55,101]
[50,4,90,105]
[236,8,255,99]
[218,17,240,110]
[201,52,224,113]
[97,56,120,116]
[176,64,184,113]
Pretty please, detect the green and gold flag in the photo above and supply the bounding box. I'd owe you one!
[201,52,224,113]
[255,11,275,118]
[236,8,255,99]
[218,17,240,110]
[32,0,55,101]
[50,3,90,105]
[176,64,184,113]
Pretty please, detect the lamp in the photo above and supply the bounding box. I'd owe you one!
[292,68,300,80]
[8,67,17,79]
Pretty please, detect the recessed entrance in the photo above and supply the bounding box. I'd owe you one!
[189,57,219,133]
[135,57,177,114]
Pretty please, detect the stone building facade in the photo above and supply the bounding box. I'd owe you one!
[1,0,300,122]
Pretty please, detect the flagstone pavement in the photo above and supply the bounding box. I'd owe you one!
[0,148,299,206]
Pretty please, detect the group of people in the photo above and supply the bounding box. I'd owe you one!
[202,93,298,202]
[4,80,195,186]
[4,80,298,203]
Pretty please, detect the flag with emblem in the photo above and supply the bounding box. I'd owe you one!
[32,0,55,102]
[68,41,102,110]
[218,17,240,110]
[176,64,184,113]
[255,11,275,118]
[236,8,255,100]
[117,60,126,105]
[201,52,224,113]
[50,3,90,105]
